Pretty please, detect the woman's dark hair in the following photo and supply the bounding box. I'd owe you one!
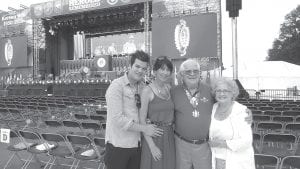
[130,50,150,66]
[153,56,173,72]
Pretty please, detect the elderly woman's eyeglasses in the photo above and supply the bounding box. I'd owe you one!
[135,93,141,109]
[215,89,232,94]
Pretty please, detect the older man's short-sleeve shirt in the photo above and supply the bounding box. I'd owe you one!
[171,83,214,140]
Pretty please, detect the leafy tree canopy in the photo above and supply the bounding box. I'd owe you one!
[267,5,300,65]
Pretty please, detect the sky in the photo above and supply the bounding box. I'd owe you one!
[221,0,300,70]
[0,0,299,71]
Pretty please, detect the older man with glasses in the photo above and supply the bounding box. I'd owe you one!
[171,59,214,169]
[104,50,163,169]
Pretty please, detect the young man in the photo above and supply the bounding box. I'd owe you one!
[104,50,163,169]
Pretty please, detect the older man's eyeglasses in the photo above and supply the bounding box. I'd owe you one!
[135,93,141,109]
[215,89,231,94]
[184,69,200,76]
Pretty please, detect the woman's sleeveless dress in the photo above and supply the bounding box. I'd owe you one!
[140,92,175,169]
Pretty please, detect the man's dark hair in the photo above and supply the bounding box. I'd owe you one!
[153,56,173,72]
[130,50,150,66]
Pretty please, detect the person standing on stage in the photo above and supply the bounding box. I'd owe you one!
[140,56,175,169]
[107,42,118,55]
[122,35,137,54]
[104,50,163,169]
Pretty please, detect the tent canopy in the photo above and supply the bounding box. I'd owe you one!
[222,61,300,90]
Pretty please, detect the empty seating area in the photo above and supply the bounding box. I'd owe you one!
[238,98,300,169]
[0,95,106,169]
[1,96,299,168]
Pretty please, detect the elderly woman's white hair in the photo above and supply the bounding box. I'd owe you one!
[211,77,240,100]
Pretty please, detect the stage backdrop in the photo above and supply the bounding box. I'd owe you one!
[152,13,217,60]
[0,36,28,68]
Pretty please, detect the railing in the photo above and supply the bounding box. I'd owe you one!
[241,89,300,101]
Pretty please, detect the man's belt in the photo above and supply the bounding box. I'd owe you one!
[174,131,208,145]
[151,121,173,127]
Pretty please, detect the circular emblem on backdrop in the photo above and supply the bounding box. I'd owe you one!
[97,58,106,68]
[4,39,13,66]
[174,19,190,57]
[107,0,118,5]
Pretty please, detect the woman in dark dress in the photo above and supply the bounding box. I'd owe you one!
[140,56,175,169]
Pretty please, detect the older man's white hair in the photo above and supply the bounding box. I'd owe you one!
[178,59,201,73]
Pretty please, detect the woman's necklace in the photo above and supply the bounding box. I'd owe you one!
[154,82,170,100]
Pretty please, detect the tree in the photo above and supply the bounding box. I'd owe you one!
[267,5,300,65]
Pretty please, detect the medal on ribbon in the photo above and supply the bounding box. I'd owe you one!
[184,88,200,118]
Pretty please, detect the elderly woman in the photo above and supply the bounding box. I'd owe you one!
[209,78,255,169]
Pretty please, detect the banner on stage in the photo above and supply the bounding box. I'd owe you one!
[0,36,28,68]
[0,128,10,143]
[152,13,218,60]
